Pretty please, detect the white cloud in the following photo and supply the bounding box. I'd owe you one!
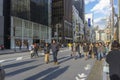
[91,0,110,15]
[94,17,107,29]
[85,0,95,5]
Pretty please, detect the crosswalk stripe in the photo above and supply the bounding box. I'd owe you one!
[0,60,5,63]
[16,57,23,60]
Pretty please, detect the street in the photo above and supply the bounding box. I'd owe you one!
[0,48,96,80]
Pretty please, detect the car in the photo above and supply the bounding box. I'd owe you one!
[0,64,5,80]
[0,45,4,50]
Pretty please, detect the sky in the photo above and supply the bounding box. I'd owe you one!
[85,0,118,29]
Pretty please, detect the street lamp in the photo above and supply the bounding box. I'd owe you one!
[55,23,61,42]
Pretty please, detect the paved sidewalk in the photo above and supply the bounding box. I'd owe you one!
[0,49,29,55]
[0,47,68,55]
[87,60,104,80]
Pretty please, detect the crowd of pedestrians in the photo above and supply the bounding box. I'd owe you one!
[68,41,110,61]
[0,39,120,80]
[29,39,59,65]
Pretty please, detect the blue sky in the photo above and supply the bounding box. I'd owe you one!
[85,0,118,29]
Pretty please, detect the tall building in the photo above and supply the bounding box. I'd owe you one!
[73,0,85,23]
[72,5,84,42]
[0,0,51,49]
[52,0,73,44]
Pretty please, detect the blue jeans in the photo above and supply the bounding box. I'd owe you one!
[53,51,58,62]
[97,52,103,60]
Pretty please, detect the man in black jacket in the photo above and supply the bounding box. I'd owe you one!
[106,40,120,80]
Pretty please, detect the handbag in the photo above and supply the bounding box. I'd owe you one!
[30,50,34,54]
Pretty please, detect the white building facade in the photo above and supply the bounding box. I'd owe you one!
[72,6,84,42]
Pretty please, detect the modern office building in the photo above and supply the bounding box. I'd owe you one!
[52,0,73,44]
[0,0,51,49]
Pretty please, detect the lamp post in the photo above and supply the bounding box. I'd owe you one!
[55,23,61,42]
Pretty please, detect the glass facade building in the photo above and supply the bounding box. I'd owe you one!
[52,0,73,44]
[2,0,51,49]
[11,0,49,26]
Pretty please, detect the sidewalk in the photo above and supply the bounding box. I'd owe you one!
[0,47,68,55]
[87,60,104,80]
[0,48,29,55]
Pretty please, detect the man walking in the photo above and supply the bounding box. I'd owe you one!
[51,40,59,65]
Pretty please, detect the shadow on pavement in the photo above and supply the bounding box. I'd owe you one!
[3,60,37,69]
[24,66,60,80]
[41,66,69,80]
[59,57,72,64]
[6,64,41,77]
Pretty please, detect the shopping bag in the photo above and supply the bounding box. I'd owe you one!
[103,65,109,73]
[45,54,49,63]
[30,50,34,54]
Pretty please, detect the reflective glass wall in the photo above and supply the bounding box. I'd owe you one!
[11,0,49,26]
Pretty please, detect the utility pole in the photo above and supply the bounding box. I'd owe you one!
[110,0,114,42]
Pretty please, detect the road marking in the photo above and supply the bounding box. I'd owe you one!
[16,57,23,60]
[0,60,5,63]
[78,73,87,78]
[75,76,80,80]
[0,48,69,64]
[84,64,91,70]
[79,78,86,80]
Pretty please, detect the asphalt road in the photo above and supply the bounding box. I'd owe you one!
[0,48,96,80]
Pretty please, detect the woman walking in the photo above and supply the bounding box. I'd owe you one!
[71,42,77,60]
[44,43,50,64]
[97,42,104,60]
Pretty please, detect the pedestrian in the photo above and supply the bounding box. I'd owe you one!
[33,43,39,57]
[80,43,83,57]
[29,43,34,58]
[51,40,59,65]
[93,43,98,59]
[71,42,77,60]
[89,43,94,58]
[68,43,72,50]
[76,43,81,58]
[83,43,89,60]
[106,40,120,80]
[44,43,50,64]
[97,42,104,60]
